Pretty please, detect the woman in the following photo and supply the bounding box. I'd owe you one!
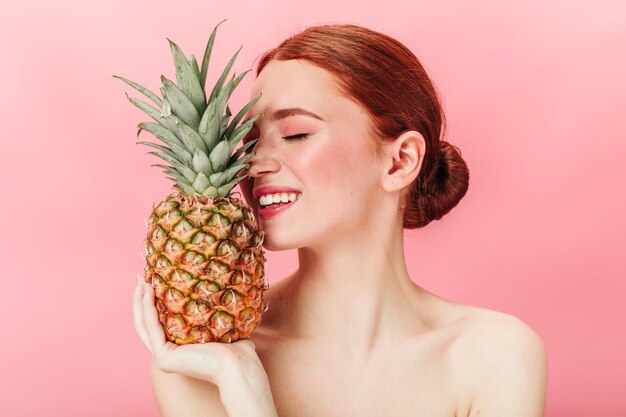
[134,24,548,417]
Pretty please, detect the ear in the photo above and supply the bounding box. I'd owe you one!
[380,130,426,193]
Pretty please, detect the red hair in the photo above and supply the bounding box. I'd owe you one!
[256,24,469,228]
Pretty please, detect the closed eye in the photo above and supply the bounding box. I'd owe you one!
[283,133,309,140]
[242,132,308,154]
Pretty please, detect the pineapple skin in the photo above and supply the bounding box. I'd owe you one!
[144,191,268,344]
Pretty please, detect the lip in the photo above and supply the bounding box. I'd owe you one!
[253,185,302,198]
[258,196,299,221]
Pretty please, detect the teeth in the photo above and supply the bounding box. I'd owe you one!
[259,192,298,207]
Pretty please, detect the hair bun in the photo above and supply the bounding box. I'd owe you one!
[404,140,470,229]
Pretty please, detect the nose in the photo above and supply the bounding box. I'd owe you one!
[237,137,281,206]
[247,138,281,178]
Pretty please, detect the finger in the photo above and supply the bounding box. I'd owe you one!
[142,281,168,355]
[133,273,151,352]
[234,338,256,353]
[165,344,225,383]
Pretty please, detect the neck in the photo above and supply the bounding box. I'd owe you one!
[268,216,429,360]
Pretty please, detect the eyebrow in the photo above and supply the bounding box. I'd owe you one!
[242,107,324,124]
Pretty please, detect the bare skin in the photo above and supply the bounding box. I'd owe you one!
[249,274,470,417]
[149,59,548,417]
[250,274,546,417]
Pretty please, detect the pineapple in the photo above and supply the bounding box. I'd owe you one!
[114,21,268,344]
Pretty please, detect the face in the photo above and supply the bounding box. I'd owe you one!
[239,59,384,251]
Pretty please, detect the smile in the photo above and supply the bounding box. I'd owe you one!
[258,195,299,220]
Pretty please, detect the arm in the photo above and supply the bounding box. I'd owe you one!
[151,360,228,417]
[151,357,279,417]
[465,314,548,417]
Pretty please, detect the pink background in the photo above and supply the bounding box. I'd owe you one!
[1,0,624,415]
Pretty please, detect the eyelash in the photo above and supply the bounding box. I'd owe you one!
[243,133,308,153]
[283,133,309,140]
[245,133,308,143]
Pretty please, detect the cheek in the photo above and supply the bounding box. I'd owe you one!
[299,138,355,187]
[298,138,374,214]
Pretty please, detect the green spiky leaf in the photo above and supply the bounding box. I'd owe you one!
[173,178,196,194]
[233,152,254,166]
[208,45,242,104]
[191,148,213,174]
[167,38,206,114]
[148,151,196,183]
[160,99,172,116]
[224,94,261,140]
[220,105,232,138]
[200,19,227,93]
[160,76,200,129]
[117,19,261,198]
[227,115,259,153]
[201,186,219,198]
[217,175,246,196]
[223,163,248,183]
[125,95,180,137]
[209,139,230,172]
[192,171,211,190]
[113,75,163,108]
[230,139,258,163]
[189,54,201,82]
[137,141,179,162]
[198,99,221,150]
[216,70,250,117]
[151,163,174,171]
[137,122,192,162]
[208,172,228,187]
[153,116,193,152]
[176,120,208,155]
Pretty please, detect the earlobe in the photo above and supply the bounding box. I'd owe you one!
[381,130,425,193]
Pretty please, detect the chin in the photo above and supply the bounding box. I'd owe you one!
[259,230,304,252]
[262,239,296,252]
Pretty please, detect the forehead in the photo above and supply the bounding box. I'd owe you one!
[249,59,343,110]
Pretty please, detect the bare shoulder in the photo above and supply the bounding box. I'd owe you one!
[454,306,547,356]
[450,306,548,417]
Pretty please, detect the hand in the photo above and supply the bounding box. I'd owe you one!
[133,274,278,416]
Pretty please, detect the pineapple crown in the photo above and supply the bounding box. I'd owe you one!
[113,19,261,198]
